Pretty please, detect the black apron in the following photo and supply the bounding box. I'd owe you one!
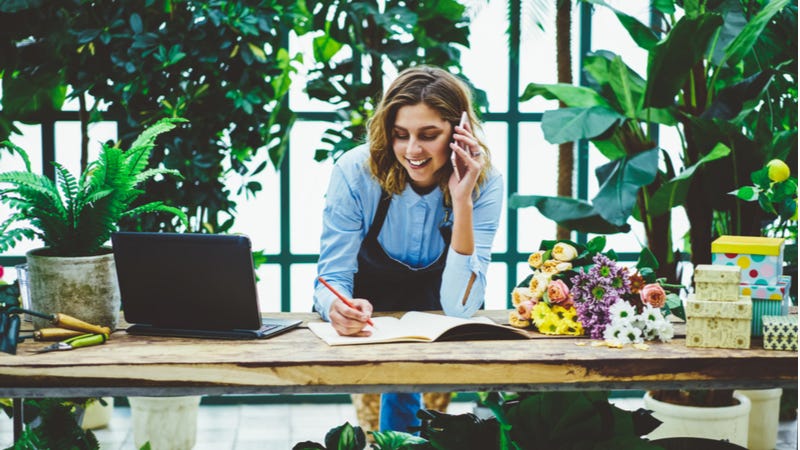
[353,191,452,312]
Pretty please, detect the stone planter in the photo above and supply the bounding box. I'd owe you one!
[26,248,121,331]
[644,391,751,448]
[735,388,782,450]
[129,396,201,450]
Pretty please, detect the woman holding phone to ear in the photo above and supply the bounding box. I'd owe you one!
[314,66,504,433]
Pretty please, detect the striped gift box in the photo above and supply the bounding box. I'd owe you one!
[750,276,791,336]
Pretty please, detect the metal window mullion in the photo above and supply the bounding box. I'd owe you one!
[506,0,522,307]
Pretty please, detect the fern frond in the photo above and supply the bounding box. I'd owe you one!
[53,162,79,231]
[0,171,65,214]
[128,117,187,150]
[1,140,33,172]
[0,227,36,253]
[122,201,189,228]
[134,168,184,184]
[0,212,28,234]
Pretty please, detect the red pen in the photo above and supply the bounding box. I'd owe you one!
[317,277,375,327]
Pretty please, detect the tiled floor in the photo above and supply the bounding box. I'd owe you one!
[1,397,796,449]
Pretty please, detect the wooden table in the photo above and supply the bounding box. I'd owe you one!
[0,311,796,398]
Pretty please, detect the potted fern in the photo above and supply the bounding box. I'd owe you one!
[0,117,188,330]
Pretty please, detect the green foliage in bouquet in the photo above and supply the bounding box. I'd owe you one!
[0,118,189,257]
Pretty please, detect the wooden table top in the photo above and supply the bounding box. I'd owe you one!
[0,311,795,397]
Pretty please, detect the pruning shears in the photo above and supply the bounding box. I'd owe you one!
[36,333,107,353]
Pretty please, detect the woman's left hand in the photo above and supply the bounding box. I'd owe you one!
[448,120,484,203]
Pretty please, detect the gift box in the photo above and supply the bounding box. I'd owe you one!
[748,276,792,337]
[711,235,785,285]
[685,294,752,349]
[762,315,798,351]
[694,264,741,301]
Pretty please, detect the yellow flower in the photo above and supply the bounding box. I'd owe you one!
[552,242,578,262]
[531,302,552,327]
[528,251,545,269]
[767,159,791,183]
[539,316,560,335]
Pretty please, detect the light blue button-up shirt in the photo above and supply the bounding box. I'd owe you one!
[313,145,504,321]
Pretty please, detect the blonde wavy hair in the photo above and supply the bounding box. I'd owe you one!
[367,66,491,206]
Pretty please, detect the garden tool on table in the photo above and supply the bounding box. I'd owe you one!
[36,333,107,353]
[1,283,111,354]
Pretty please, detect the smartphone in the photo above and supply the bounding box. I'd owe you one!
[450,111,469,181]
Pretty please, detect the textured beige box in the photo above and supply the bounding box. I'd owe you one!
[694,264,741,301]
[685,294,752,349]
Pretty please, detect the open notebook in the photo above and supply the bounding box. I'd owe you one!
[308,311,532,346]
[111,232,301,339]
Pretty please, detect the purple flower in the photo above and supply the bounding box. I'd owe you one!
[569,254,630,338]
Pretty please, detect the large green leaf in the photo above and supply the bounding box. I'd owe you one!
[583,52,646,118]
[648,143,731,217]
[2,72,67,120]
[723,0,791,67]
[701,70,774,121]
[540,106,624,144]
[509,194,631,234]
[585,0,660,51]
[592,148,660,226]
[644,14,724,108]
[520,83,612,108]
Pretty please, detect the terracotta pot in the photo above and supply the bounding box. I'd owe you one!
[26,248,121,331]
[644,391,751,448]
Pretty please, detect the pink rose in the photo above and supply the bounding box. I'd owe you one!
[516,300,535,320]
[546,279,573,308]
[640,283,667,308]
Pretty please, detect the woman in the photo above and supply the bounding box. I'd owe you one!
[313,66,504,432]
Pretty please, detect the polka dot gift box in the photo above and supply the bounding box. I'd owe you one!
[711,235,785,286]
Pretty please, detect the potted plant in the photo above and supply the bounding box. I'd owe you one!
[510,0,796,279]
[0,117,188,330]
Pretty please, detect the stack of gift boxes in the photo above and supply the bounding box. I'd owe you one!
[711,235,794,342]
[685,235,797,351]
[686,264,752,349]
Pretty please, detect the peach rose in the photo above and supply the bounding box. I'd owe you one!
[529,272,550,299]
[546,279,573,307]
[528,251,545,269]
[640,283,667,308]
[516,300,535,320]
[552,242,578,262]
[542,260,572,276]
[511,287,535,307]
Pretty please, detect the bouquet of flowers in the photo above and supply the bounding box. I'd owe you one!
[510,237,678,345]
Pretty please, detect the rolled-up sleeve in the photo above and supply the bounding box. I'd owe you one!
[440,171,504,318]
[313,162,368,322]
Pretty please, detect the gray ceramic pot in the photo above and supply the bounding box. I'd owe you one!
[26,248,121,331]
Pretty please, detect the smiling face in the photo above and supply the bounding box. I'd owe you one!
[391,103,453,190]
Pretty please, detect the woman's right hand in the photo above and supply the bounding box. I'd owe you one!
[329,298,374,336]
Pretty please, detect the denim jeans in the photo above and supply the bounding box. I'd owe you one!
[379,392,422,433]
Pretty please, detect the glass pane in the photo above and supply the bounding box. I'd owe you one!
[519,3,582,112]
[483,121,508,253]
[228,156,281,255]
[290,121,335,254]
[256,264,281,313]
[0,124,44,256]
[291,263,317,313]
[484,261,509,310]
[288,31,351,113]
[516,122,559,252]
[591,1,649,76]
[462,0,509,112]
[54,121,117,177]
